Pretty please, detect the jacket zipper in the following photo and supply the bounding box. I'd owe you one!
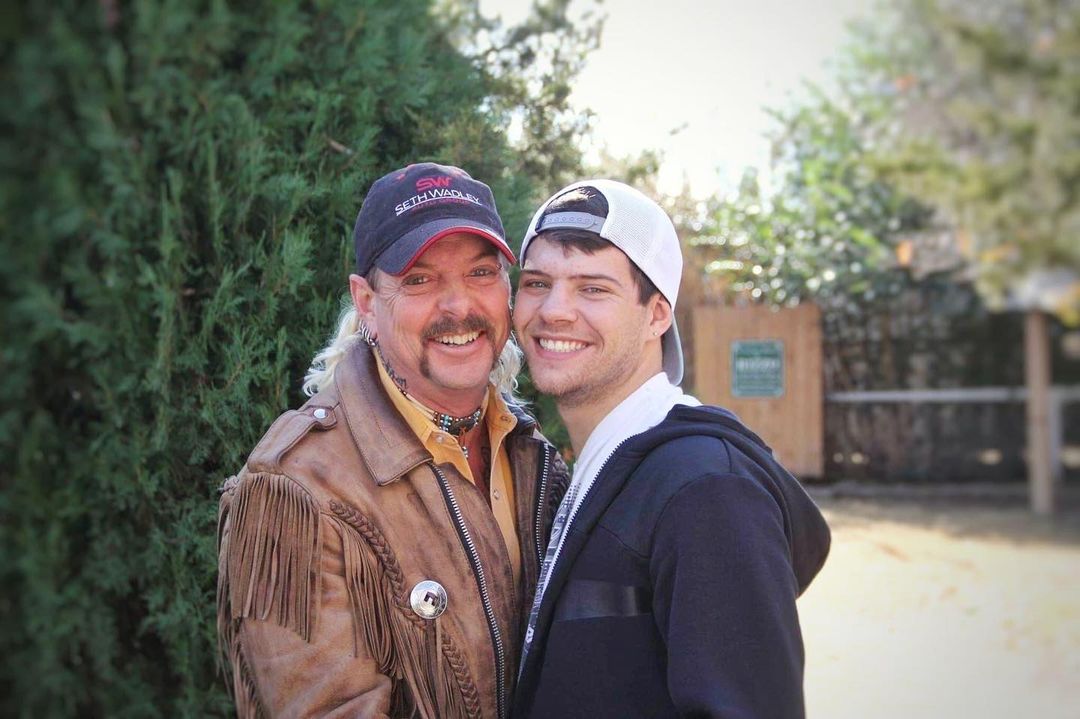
[533,445,553,565]
[429,464,508,719]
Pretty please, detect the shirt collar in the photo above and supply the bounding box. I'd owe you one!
[373,350,517,446]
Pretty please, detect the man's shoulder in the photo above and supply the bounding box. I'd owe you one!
[245,397,341,475]
[612,422,774,521]
[219,390,350,503]
[629,403,781,487]
[636,433,736,484]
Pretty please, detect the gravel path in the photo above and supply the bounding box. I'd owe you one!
[800,496,1080,719]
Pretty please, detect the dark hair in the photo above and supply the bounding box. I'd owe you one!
[537,186,660,305]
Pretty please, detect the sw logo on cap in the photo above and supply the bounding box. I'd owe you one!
[416,176,452,191]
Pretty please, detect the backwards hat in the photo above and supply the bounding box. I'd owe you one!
[352,162,515,276]
[520,179,685,385]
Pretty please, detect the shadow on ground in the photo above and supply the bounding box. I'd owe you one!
[809,482,1080,548]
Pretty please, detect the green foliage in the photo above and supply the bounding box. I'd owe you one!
[0,0,591,714]
[450,0,603,190]
[688,0,1080,326]
[857,0,1080,323]
[690,81,933,312]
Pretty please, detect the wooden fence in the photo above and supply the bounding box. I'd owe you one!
[688,302,1079,484]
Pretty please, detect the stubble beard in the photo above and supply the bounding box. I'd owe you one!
[531,340,641,410]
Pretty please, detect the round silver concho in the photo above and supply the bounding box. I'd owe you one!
[409,580,448,620]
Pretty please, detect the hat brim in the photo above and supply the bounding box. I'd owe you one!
[662,318,684,385]
[375,218,516,275]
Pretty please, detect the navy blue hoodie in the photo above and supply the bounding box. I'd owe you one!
[512,405,831,718]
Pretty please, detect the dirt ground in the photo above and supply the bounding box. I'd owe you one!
[799,495,1080,719]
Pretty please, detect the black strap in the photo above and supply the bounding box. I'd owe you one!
[553,579,651,621]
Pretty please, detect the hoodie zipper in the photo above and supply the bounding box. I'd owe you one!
[429,463,508,719]
[533,445,553,565]
[545,437,630,580]
[517,438,633,685]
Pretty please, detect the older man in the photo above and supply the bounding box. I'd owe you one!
[512,180,831,718]
[217,163,567,719]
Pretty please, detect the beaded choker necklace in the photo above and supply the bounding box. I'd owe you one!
[402,389,487,459]
[376,347,486,458]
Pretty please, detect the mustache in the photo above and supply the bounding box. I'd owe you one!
[422,314,493,340]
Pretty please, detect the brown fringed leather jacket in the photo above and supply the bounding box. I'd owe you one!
[217,346,568,719]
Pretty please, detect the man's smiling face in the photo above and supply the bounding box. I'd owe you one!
[514,235,665,408]
[355,232,510,412]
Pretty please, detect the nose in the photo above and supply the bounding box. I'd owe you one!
[537,285,576,325]
[436,279,471,318]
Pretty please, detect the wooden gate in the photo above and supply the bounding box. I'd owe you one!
[691,303,824,479]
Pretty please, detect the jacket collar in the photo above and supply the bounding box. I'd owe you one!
[333,344,540,485]
[334,344,432,486]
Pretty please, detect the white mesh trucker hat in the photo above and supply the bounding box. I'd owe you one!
[520,179,685,385]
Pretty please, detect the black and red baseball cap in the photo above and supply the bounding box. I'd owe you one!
[352,162,515,276]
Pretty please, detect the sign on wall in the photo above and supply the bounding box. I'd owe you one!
[694,304,821,477]
[731,339,785,398]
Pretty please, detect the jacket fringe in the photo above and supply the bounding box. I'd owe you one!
[221,472,322,635]
[217,472,321,717]
[229,644,266,719]
[215,473,481,718]
[330,500,482,719]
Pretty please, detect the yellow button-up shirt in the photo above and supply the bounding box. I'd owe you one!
[374,354,521,585]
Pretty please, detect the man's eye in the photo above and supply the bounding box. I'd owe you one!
[522,279,549,289]
[470,267,496,277]
[582,286,607,294]
[402,275,430,286]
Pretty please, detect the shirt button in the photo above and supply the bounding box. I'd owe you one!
[313,408,327,419]
[435,435,444,443]
[493,489,501,500]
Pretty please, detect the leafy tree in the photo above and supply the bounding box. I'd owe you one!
[867,0,1080,324]
[682,0,1079,507]
[444,0,603,200]
[689,82,933,313]
[0,0,594,714]
[687,0,1080,323]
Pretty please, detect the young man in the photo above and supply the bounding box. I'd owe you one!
[217,163,567,719]
[512,180,831,718]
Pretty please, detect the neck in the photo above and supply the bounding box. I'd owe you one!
[558,361,663,456]
[409,386,487,418]
[376,346,487,416]
[559,404,608,458]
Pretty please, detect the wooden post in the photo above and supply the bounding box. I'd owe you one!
[1025,310,1055,514]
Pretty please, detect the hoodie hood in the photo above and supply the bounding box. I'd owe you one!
[618,403,831,594]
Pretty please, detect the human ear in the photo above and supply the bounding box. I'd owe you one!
[647,294,673,338]
[349,274,378,337]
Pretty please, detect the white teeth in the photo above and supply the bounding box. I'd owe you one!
[436,331,480,346]
[538,338,586,353]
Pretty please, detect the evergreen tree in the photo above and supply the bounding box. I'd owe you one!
[0,0,592,714]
